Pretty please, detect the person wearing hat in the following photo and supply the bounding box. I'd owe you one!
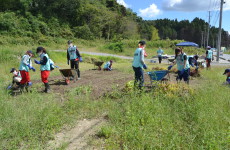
[7,68,22,90]
[168,47,190,84]
[103,60,113,71]
[19,50,35,91]
[223,69,230,85]
[132,40,148,88]
[188,55,199,69]
[157,47,164,64]
[206,46,213,69]
[67,40,82,79]
[34,47,51,93]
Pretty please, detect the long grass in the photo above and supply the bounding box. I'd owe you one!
[0,39,229,149]
[97,67,229,149]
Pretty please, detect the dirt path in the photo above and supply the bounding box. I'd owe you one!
[47,117,106,150]
[47,69,133,99]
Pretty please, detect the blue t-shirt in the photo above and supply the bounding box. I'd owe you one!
[157,49,164,56]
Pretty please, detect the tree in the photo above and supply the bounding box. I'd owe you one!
[151,26,159,41]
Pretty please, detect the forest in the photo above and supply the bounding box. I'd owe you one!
[0,0,229,48]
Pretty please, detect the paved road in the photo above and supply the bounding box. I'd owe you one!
[213,52,230,61]
[53,50,230,66]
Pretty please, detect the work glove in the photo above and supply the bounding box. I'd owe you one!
[191,63,194,67]
[34,59,40,64]
[168,65,173,70]
[31,67,36,72]
[143,64,147,69]
[27,64,35,71]
[28,82,32,86]
[7,85,12,90]
[79,57,83,62]
[67,60,69,65]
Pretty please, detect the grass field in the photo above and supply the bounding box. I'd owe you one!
[0,39,229,149]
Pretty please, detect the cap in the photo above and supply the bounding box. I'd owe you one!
[27,50,33,54]
[138,40,146,45]
[67,40,72,44]
[223,69,230,75]
[110,60,113,63]
[206,46,211,49]
[10,68,16,73]
[36,47,44,53]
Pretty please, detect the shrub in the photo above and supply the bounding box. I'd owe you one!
[104,42,124,53]
[73,25,94,40]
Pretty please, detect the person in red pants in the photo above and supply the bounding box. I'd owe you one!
[19,50,35,91]
[34,47,51,93]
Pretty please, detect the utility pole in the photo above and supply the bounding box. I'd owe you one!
[204,26,206,47]
[207,11,211,47]
[217,0,224,61]
[201,31,204,48]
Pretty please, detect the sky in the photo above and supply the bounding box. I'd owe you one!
[117,0,230,33]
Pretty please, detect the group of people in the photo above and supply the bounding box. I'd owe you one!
[8,40,229,93]
[9,47,53,93]
[132,40,230,88]
[9,40,114,93]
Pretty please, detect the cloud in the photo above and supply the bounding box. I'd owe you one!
[139,3,161,18]
[117,0,130,8]
[162,0,230,12]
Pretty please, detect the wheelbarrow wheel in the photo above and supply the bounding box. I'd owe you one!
[65,79,70,85]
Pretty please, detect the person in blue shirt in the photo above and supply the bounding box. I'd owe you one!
[206,46,213,69]
[132,41,147,88]
[188,55,199,69]
[168,48,190,84]
[157,47,164,64]
[7,68,22,90]
[223,69,230,85]
[34,47,51,93]
[103,60,113,71]
[19,50,35,91]
[67,40,82,79]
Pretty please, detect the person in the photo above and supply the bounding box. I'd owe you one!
[223,69,230,85]
[168,48,190,84]
[103,60,113,71]
[19,50,35,91]
[188,55,199,69]
[67,40,82,79]
[132,41,148,88]
[7,68,22,90]
[34,47,51,93]
[206,46,213,69]
[157,47,164,64]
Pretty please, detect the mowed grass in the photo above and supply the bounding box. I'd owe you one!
[0,41,229,149]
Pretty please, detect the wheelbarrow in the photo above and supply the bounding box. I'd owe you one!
[168,58,175,64]
[93,61,104,70]
[59,69,78,85]
[147,70,170,86]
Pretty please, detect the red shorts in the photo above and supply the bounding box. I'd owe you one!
[20,71,30,84]
[41,71,50,83]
